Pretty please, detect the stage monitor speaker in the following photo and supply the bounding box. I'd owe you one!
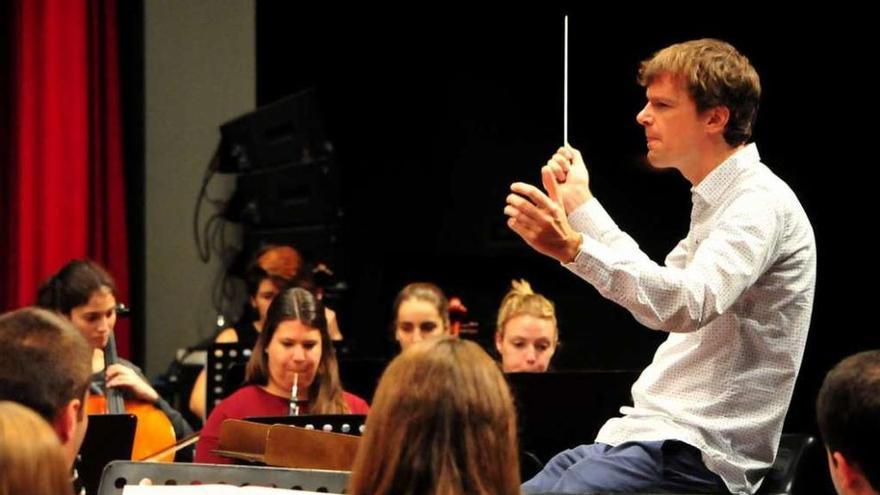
[218,87,331,173]
[224,157,341,228]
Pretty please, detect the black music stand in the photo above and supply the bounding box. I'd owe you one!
[79,413,136,495]
[205,343,252,416]
[245,414,367,436]
[506,370,641,465]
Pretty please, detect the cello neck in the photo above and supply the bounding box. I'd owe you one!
[103,332,126,414]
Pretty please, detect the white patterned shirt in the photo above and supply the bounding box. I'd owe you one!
[564,144,816,494]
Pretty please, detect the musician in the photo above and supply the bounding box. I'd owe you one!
[817,351,880,495]
[251,243,344,342]
[189,246,344,419]
[495,279,559,373]
[348,337,521,495]
[188,263,289,419]
[36,260,193,451]
[391,282,451,351]
[0,400,75,495]
[195,287,368,464]
[0,307,91,493]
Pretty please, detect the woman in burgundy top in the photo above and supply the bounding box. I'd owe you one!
[195,287,368,464]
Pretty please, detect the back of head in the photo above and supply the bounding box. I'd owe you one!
[255,244,303,280]
[0,401,74,495]
[496,279,557,338]
[817,350,880,492]
[0,308,92,423]
[638,38,761,147]
[348,337,520,495]
[35,259,116,315]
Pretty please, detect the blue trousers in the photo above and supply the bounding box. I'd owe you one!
[522,440,730,494]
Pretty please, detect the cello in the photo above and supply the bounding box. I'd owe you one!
[86,332,178,462]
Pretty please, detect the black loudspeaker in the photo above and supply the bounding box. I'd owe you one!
[217,88,346,292]
[219,87,341,230]
[225,158,342,228]
[218,87,331,174]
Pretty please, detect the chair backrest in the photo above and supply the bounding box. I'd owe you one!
[97,460,350,495]
[756,433,817,495]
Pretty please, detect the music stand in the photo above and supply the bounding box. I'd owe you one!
[215,419,362,470]
[97,460,350,495]
[206,343,252,416]
[506,370,640,464]
[79,413,136,495]
[246,414,367,436]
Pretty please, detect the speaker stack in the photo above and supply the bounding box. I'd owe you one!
[218,88,343,277]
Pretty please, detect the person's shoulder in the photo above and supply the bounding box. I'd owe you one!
[218,385,262,408]
[215,327,239,343]
[732,162,811,230]
[343,391,370,414]
[209,385,267,418]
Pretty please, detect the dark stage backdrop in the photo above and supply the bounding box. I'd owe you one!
[255,9,874,491]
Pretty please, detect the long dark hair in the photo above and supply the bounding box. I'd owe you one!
[244,287,348,413]
[35,259,116,315]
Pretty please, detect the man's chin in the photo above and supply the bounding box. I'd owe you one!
[645,152,675,170]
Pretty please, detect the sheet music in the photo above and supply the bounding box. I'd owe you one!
[123,485,334,495]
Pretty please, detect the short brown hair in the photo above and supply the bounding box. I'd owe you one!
[0,307,92,422]
[638,38,761,146]
[816,350,880,491]
[348,337,521,495]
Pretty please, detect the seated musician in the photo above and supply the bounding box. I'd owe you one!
[36,260,194,452]
[347,337,521,495]
[253,243,344,342]
[195,287,369,464]
[189,245,344,420]
[188,263,290,419]
[0,307,92,494]
[495,279,559,373]
[0,400,76,495]
[391,282,451,351]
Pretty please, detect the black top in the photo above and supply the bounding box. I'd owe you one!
[231,319,260,350]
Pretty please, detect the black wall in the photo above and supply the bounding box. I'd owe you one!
[254,8,873,491]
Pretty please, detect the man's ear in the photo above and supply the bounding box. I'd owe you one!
[53,398,81,443]
[703,106,730,137]
[828,449,873,494]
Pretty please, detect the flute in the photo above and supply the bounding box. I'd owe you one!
[289,373,300,416]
